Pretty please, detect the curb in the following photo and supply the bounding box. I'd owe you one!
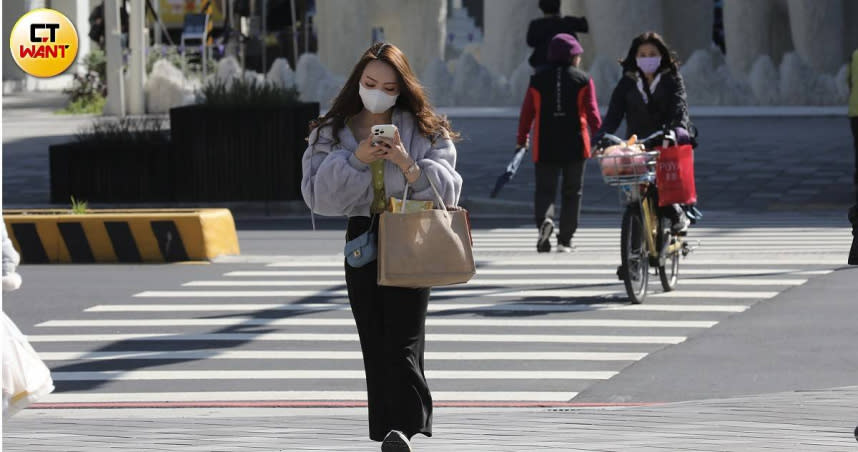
[3,199,622,221]
[437,106,848,119]
[3,208,239,263]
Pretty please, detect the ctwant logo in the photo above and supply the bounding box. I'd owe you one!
[10,9,79,78]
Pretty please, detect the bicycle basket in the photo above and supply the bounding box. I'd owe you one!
[596,150,659,186]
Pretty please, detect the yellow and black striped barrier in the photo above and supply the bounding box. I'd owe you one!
[3,209,239,263]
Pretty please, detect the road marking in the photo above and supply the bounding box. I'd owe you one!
[232,268,832,276]
[184,278,807,287]
[39,391,579,402]
[473,247,845,252]
[37,318,717,328]
[479,227,850,233]
[132,289,778,299]
[131,289,616,298]
[470,264,834,272]
[649,290,778,299]
[50,370,617,381]
[85,303,749,313]
[38,351,648,361]
[470,237,847,243]
[27,333,687,344]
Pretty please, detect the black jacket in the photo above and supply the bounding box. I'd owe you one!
[526,16,589,68]
[518,65,602,164]
[599,70,691,141]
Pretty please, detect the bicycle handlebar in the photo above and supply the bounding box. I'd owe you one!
[595,129,677,153]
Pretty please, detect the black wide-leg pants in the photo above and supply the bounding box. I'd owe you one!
[344,215,432,442]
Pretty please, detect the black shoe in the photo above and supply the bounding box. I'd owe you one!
[686,205,703,224]
[537,219,554,253]
[382,430,413,452]
[671,213,690,234]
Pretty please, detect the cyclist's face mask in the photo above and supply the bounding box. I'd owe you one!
[635,43,662,74]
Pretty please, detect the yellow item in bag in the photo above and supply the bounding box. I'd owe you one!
[389,197,435,213]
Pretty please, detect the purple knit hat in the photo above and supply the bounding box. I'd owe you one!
[547,33,583,63]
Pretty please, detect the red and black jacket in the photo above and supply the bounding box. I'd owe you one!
[517,65,602,164]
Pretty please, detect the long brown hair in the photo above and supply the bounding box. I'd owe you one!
[309,42,460,144]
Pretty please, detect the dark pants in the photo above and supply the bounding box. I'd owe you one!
[344,216,433,442]
[534,159,585,243]
[849,116,858,203]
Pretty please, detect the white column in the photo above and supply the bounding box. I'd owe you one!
[75,0,92,74]
[315,0,445,78]
[787,0,844,74]
[723,0,777,76]
[482,0,541,77]
[127,0,145,114]
[153,0,161,45]
[583,0,663,66]
[104,0,126,116]
[661,0,713,63]
[2,0,27,91]
[315,0,370,76]
[369,0,445,77]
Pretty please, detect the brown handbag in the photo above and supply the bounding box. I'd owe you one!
[377,176,475,288]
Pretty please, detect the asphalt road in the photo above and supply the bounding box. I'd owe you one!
[4,212,854,407]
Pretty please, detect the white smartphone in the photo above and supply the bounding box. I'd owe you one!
[371,124,398,144]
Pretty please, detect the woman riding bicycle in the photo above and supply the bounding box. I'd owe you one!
[596,31,695,233]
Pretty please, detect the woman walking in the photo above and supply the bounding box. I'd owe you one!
[301,42,462,451]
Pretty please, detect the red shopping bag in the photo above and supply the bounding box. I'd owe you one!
[656,144,697,207]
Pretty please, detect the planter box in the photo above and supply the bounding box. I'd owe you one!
[169,102,319,202]
[3,208,239,263]
[49,140,172,203]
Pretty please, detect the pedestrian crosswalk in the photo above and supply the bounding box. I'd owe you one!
[467,226,848,255]
[31,223,848,406]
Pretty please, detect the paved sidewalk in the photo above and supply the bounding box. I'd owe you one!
[4,386,856,451]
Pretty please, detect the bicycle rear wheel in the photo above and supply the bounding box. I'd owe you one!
[658,217,680,291]
[621,204,648,303]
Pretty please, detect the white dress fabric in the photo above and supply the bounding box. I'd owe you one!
[2,309,54,421]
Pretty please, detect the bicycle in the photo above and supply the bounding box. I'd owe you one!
[594,131,692,303]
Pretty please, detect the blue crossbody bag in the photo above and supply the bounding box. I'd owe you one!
[344,215,377,267]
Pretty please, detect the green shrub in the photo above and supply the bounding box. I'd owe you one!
[201,77,300,107]
[58,95,106,115]
[70,196,88,214]
[60,49,107,115]
[76,116,169,146]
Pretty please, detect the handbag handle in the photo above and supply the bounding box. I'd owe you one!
[398,171,448,214]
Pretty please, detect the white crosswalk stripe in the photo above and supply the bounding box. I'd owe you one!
[84,302,749,313]
[34,223,845,405]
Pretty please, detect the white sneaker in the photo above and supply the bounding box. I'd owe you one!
[382,430,413,452]
[556,242,575,253]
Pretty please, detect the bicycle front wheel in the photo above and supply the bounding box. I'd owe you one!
[621,204,648,303]
[658,218,680,291]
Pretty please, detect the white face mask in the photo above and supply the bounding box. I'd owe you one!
[359,84,398,114]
